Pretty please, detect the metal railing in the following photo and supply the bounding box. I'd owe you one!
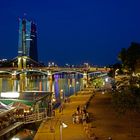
[24,112,46,124]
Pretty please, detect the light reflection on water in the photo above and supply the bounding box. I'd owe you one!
[0,74,84,99]
[9,129,36,140]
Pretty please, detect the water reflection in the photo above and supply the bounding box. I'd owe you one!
[10,129,36,140]
[0,74,83,100]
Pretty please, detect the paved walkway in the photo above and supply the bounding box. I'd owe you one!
[34,87,94,140]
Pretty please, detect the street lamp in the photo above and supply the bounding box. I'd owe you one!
[68,84,72,96]
[60,121,68,140]
[76,81,79,84]
[60,89,64,100]
[75,81,79,95]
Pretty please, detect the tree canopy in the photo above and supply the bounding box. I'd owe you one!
[118,42,140,73]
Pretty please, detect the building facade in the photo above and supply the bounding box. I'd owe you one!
[18,18,38,62]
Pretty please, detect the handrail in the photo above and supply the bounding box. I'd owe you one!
[24,112,46,124]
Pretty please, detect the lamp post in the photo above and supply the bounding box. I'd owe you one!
[75,81,79,95]
[60,121,67,140]
[69,84,72,96]
[60,89,64,100]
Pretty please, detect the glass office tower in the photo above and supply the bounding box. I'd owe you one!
[18,18,38,62]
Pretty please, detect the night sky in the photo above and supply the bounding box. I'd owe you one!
[0,0,140,66]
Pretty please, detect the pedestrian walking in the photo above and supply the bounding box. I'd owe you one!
[75,115,80,124]
[86,112,89,123]
[59,104,64,114]
[82,113,86,124]
[77,105,80,114]
[72,112,76,124]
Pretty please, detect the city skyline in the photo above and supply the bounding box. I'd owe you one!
[0,0,140,66]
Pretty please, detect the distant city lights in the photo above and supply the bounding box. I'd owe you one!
[48,62,57,67]
[0,58,7,62]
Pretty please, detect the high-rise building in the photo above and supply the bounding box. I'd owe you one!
[18,18,38,62]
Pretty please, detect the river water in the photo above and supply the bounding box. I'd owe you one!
[0,74,84,98]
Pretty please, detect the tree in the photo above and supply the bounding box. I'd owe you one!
[118,48,127,68]
[108,63,122,78]
[113,42,140,136]
[127,42,140,72]
[118,42,140,73]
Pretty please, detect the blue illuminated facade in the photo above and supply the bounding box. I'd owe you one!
[18,18,38,61]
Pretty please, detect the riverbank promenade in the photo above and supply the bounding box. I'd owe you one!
[34,87,95,140]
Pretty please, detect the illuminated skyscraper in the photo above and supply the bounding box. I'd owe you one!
[18,18,38,62]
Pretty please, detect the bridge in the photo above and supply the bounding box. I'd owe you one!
[0,66,109,81]
[0,56,110,83]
